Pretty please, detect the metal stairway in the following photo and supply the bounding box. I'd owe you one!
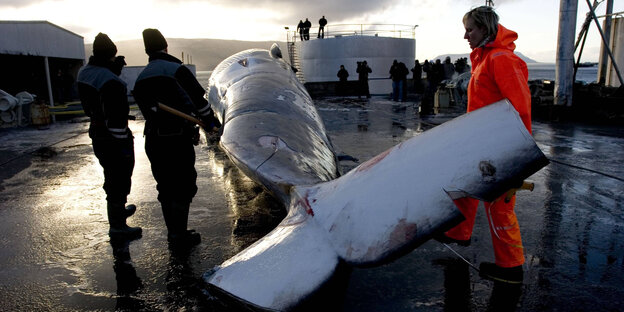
[287,40,305,84]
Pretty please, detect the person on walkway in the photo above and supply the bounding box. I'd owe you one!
[443,56,456,81]
[389,60,407,101]
[303,18,311,40]
[431,59,444,88]
[133,28,221,250]
[420,59,435,114]
[399,61,409,100]
[337,64,349,95]
[411,59,422,93]
[389,60,399,101]
[297,20,304,41]
[318,16,327,38]
[77,33,141,239]
[436,5,532,285]
[356,60,372,98]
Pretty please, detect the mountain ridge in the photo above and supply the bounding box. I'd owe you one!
[85,38,538,71]
[85,38,287,71]
[431,52,537,64]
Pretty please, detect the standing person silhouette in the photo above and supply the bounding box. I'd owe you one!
[303,18,311,40]
[336,64,349,95]
[436,6,532,285]
[297,20,304,41]
[133,28,221,250]
[77,33,141,239]
[318,16,327,38]
[356,61,372,98]
[411,59,422,93]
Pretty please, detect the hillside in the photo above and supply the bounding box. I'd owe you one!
[431,51,537,64]
[85,38,287,71]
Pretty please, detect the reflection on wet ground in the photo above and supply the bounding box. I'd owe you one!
[0,96,622,311]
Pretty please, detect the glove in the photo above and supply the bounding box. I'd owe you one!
[111,56,126,76]
[200,108,221,131]
[191,125,200,145]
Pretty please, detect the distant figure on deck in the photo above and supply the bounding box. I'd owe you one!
[443,56,456,80]
[297,20,304,41]
[318,16,327,38]
[431,59,444,87]
[76,33,141,240]
[356,60,372,99]
[411,59,422,93]
[389,60,401,101]
[303,18,311,40]
[389,60,410,101]
[133,28,221,251]
[337,64,349,95]
[420,59,434,114]
[422,59,431,79]
[399,62,409,100]
[454,57,470,74]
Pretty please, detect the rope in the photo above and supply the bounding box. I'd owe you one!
[440,242,480,272]
[549,158,624,183]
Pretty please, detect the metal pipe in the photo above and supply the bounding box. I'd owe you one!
[574,0,599,81]
[595,10,624,18]
[574,28,589,82]
[555,0,578,107]
[44,56,56,122]
[598,0,614,84]
[587,0,624,86]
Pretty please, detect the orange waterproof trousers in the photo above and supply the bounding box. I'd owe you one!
[445,195,524,268]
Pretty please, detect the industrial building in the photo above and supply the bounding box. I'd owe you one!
[0,21,85,107]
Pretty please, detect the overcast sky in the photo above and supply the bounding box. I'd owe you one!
[1,0,622,62]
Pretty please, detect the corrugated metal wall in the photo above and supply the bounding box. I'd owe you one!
[0,21,84,60]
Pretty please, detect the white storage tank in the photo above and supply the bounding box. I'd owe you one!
[598,17,623,88]
[296,34,415,95]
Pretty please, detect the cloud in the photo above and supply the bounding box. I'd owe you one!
[156,0,397,24]
[0,0,62,8]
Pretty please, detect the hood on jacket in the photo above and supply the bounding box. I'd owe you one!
[486,24,517,52]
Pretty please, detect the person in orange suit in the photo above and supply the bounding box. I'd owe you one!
[436,5,531,284]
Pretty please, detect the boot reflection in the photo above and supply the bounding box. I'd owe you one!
[433,257,472,312]
[486,281,522,312]
[110,238,143,301]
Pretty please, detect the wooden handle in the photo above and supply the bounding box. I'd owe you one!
[158,103,206,128]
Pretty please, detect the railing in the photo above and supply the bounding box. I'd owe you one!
[286,23,417,43]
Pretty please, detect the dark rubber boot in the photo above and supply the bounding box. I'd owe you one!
[108,202,142,239]
[479,262,523,284]
[165,201,201,249]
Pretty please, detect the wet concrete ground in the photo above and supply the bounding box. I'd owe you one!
[0,96,623,311]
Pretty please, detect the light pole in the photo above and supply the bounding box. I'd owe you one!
[413,25,419,60]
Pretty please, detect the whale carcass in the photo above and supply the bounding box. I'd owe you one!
[203,44,549,311]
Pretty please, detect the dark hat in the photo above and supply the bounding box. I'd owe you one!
[93,33,117,59]
[142,28,168,54]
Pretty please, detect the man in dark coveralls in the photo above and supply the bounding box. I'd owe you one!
[303,18,311,40]
[318,16,327,38]
[77,33,141,239]
[133,28,221,249]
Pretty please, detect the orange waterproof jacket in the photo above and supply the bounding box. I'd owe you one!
[468,24,532,133]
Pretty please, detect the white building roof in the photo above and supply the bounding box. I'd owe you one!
[0,20,85,60]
